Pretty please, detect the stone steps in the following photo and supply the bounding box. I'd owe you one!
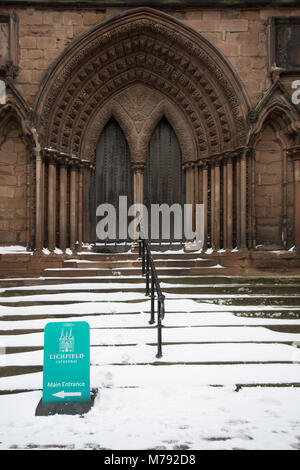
[64,259,216,268]
[1,275,300,288]
[0,251,300,394]
[43,267,229,277]
[0,295,299,308]
[76,252,209,261]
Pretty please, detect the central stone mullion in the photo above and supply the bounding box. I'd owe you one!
[132,163,145,239]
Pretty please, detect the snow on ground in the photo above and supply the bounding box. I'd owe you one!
[0,246,32,254]
[1,386,300,450]
[1,278,300,449]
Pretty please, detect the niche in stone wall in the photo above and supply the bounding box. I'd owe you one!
[0,121,31,246]
[254,123,287,250]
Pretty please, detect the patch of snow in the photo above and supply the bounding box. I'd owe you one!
[0,246,32,255]
[0,387,299,449]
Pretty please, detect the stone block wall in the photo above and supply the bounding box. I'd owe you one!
[5,5,300,107]
[0,3,299,251]
[0,123,31,246]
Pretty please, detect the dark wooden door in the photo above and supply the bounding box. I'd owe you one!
[96,118,133,241]
[144,117,185,242]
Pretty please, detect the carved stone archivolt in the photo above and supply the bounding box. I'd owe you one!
[35,8,249,165]
[34,7,250,164]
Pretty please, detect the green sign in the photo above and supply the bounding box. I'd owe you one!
[42,321,90,403]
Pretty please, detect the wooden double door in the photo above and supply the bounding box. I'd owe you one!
[95,117,185,242]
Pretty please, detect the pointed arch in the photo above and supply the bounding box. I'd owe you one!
[0,99,35,248]
[249,81,300,148]
[83,83,195,165]
[249,83,298,250]
[34,7,250,163]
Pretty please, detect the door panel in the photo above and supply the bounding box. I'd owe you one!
[144,117,185,242]
[96,118,133,241]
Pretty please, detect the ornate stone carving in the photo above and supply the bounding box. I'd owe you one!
[82,83,197,164]
[34,8,250,163]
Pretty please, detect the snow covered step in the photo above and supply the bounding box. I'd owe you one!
[93,363,300,387]
[1,275,300,289]
[1,298,299,319]
[2,326,300,348]
[0,277,146,288]
[76,252,208,260]
[3,343,300,368]
[0,300,149,318]
[3,363,300,391]
[1,293,299,309]
[43,266,229,277]
[2,282,299,297]
[3,312,300,332]
[64,259,216,268]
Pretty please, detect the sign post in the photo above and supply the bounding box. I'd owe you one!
[36,321,96,416]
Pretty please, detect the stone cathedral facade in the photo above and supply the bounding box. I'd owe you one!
[0,0,300,276]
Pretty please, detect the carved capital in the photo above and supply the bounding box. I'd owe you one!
[0,60,19,80]
[131,162,145,173]
[288,147,300,161]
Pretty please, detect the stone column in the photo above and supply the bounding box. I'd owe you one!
[59,159,68,251]
[291,150,300,251]
[193,163,199,232]
[133,163,144,206]
[214,159,221,251]
[185,162,195,243]
[47,155,57,252]
[69,160,78,252]
[223,159,228,249]
[210,161,215,249]
[132,163,145,239]
[235,155,241,248]
[77,164,83,249]
[226,155,233,251]
[35,148,44,252]
[240,151,247,249]
[202,161,208,250]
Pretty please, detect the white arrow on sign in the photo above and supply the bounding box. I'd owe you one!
[52,391,82,399]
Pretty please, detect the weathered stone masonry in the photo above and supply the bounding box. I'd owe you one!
[0,1,300,274]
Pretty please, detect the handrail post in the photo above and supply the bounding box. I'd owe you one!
[141,240,146,276]
[156,297,163,359]
[138,237,142,260]
[139,235,165,358]
[149,274,155,325]
[145,250,150,296]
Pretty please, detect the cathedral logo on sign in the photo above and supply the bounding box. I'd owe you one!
[59,328,74,353]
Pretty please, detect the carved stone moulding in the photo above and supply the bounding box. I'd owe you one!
[34,7,251,163]
[41,147,94,169]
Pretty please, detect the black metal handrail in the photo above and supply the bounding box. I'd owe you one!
[138,237,165,358]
